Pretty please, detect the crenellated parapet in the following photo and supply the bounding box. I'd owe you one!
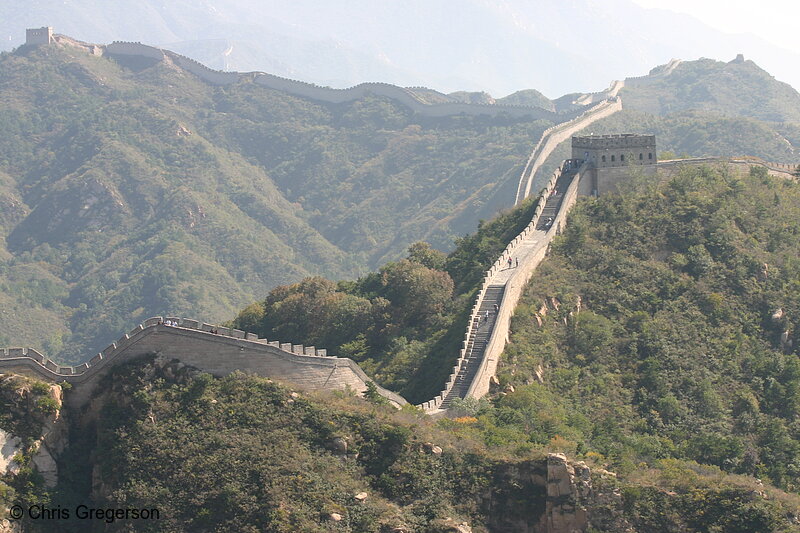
[106,41,166,61]
[0,318,405,409]
[658,156,799,180]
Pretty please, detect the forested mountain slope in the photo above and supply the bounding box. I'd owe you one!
[224,162,800,528]
[4,362,799,532]
[622,57,800,124]
[532,57,800,183]
[0,43,548,362]
[495,164,800,493]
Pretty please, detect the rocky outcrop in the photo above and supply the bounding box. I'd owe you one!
[0,378,67,487]
[0,430,22,475]
[478,455,621,533]
[545,453,589,533]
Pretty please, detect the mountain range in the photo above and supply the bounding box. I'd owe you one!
[0,32,798,367]
[3,0,800,97]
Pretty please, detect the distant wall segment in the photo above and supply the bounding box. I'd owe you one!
[658,157,798,180]
[89,38,592,120]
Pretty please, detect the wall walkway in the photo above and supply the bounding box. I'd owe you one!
[417,160,587,413]
[417,95,624,413]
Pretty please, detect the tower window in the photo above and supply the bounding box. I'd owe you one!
[649,152,653,160]
[611,155,615,162]
[601,155,606,163]
[620,154,625,161]
[639,153,643,160]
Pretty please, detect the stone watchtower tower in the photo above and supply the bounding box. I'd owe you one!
[26,27,53,46]
[572,134,657,195]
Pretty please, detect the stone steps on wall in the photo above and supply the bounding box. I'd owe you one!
[440,285,506,409]
[535,171,577,231]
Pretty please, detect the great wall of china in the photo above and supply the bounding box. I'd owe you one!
[0,317,406,410]
[3,31,798,415]
[99,38,584,121]
[0,62,624,412]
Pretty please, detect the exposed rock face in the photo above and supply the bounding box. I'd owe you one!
[0,517,23,533]
[0,430,22,475]
[545,453,589,533]
[329,436,348,456]
[484,455,602,532]
[431,518,473,532]
[0,378,67,487]
[422,442,443,455]
[33,383,68,487]
[31,443,58,487]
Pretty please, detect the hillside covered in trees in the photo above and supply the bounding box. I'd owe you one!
[211,162,800,530]
[232,195,542,403]
[535,57,800,180]
[1,42,799,370]
[487,164,800,493]
[4,163,800,531]
[3,359,799,532]
[0,43,550,363]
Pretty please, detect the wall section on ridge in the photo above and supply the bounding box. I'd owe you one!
[467,163,585,400]
[0,322,406,409]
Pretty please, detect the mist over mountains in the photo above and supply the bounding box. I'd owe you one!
[3,0,800,98]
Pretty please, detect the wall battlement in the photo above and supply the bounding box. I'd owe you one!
[658,157,799,180]
[572,134,656,150]
[623,58,682,88]
[0,318,405,409]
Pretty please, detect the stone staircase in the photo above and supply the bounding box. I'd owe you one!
[536,169,578,231]
[440,284,506,408]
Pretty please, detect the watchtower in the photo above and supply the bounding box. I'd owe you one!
[26,27,53,46]
[572,134,657,195]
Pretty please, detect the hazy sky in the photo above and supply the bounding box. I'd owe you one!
[631,0,799,55]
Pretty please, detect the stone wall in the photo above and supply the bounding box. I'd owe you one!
[581,153,797,198]
[97,40,580,120]
[467,163,585,400]
[106,41,165,61]
[0,319,406,409]
[515,98,623,204]
[418,97,623,411]
[165,50,240,85]
[658,157,798,180]
[594,165,658,195]
[573,79,625,106]
[623,58,682,88]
